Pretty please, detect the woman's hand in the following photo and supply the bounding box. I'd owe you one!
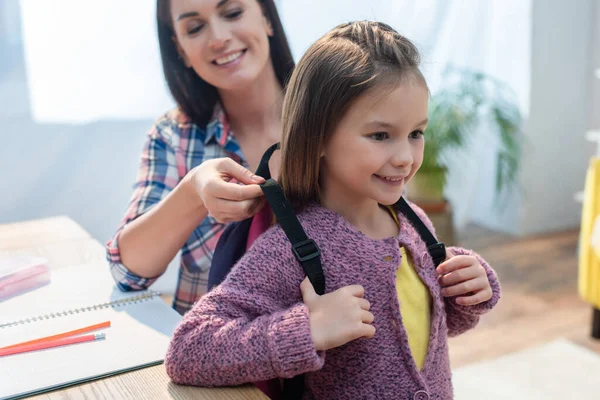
[301,278,376,351]
[437,250,493,306]
[187,158,266,223]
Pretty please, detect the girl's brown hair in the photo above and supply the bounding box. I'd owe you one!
[279,21,425,210]
[156,0,294,125]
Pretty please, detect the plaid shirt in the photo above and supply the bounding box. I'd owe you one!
[106,106,246,314]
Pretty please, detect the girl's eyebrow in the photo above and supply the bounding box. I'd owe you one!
[364,118,428,129]
[414,118,428,127]
[177,0,230,21]
[364,120,394,129]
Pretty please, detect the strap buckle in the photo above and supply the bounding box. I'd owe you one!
[427,242,446,267]
[292,239,321,263]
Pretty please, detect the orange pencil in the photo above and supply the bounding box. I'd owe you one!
[0,321,111,351]
[0,333,105,357]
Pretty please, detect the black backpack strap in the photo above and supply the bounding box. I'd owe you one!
[206,143,282,292]
[395,197,446,267]
[281,375,305,399]
[255,143,322,399]
[260,179,326,296]
[255,142,325,295]
[255,142,280,179]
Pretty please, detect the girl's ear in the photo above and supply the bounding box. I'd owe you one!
[172,36,192,68]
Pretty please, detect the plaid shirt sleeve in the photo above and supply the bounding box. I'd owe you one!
[106,119,181,291]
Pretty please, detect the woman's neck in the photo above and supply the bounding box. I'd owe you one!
[218,60,283,140]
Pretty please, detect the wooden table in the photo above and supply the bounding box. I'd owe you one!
[0,216,267,400]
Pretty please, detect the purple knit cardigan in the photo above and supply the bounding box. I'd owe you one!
[165,202,501,399]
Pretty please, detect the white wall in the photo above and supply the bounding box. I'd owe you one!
[442,0,531,234]
[516,0,597,235]
[0,1,20,45]
[592,1,600,131]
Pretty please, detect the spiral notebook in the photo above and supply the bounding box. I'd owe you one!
[0,261,183,400]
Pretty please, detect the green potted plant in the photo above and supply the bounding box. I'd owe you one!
[406,66,522,210]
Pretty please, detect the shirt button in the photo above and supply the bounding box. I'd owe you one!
[414,390,429,400]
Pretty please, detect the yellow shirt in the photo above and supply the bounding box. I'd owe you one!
[389,208,432,370]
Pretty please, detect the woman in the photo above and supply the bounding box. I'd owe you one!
[107,0,294,314]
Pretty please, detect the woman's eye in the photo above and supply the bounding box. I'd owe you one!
[370,132,389,141]
[187,24,203,35]
[409,130,424,139]
[225,9,243,19]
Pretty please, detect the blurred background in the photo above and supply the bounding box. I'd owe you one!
[2,0,597,287]
[1,1,600,397]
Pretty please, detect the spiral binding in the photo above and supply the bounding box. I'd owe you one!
[0,291,159,329]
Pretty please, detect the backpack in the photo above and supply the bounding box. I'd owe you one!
[207,143,447,400]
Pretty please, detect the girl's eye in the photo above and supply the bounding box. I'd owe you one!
[409,130,424,139]
[370,132,389,141]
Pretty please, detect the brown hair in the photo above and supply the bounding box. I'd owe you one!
[156,0,295,125]
[279,21,425,210]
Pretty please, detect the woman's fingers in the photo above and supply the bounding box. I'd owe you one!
[215,158,264,185]
[205,177,264,202]
[207,198,266,223]
[190,157,269,223]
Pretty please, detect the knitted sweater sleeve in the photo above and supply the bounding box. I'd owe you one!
[408,202,501,337]
[164,226,324,387]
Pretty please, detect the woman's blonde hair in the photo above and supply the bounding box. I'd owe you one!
[279,21,425,210]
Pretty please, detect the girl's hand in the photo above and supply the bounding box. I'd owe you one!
[300,278,375,351]
[436,250,492,306]
[187,158,266,223]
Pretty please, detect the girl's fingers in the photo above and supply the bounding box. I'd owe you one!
[300,277,320,304]
[361,311,374,324]
[438,265,482,287]
[358,298,371,311]
[436,255,477,275]
[455,288,493,306]
[358,323,376,339]
[441,277,487,297]
[344,285,366,298]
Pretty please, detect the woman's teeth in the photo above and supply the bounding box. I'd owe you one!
[215,51,243,65]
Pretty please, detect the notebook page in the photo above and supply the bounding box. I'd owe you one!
[0,295,182,399]
[0,261,138,326]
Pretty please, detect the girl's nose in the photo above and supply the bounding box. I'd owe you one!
[391,140,414,168]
